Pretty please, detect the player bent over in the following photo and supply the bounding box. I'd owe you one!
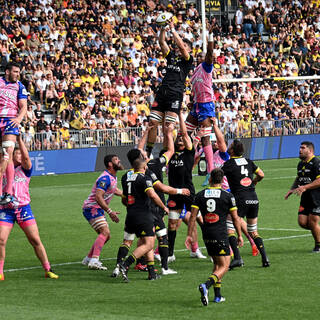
[119,158,169,282]
[82,155,123,270]
[285,141,320,252]
[0,135,58,280]
[185,168,243,305]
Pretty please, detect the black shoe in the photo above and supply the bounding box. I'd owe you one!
[119,263,129,283]
[0,193,15,205]
[262,258,270,267]
[229,258,244,270]
[312,246,320,253]
[148,273,161,281]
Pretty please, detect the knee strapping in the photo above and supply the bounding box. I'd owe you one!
[165,114,177,123]
[149,112,163,123]
[247,223,258,233]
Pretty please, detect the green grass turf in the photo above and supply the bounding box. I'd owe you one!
[1,158,320,320]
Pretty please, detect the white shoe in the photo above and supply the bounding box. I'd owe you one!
[82,256,91,266]
[88,260,108,271]
[162,268,177,275]
[111,264,120,277]
[190,249,207,259]
[154,253,161,261]
[168,255,176,263]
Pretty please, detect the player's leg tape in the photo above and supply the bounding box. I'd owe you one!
[149,111,163,123]
[196,211,201,218]
[164,114,177,123]
[2,140,15,159]
[199,126,212,137]
[169,211,180,220]
[186,121,197,133]
[90,217,108,231]
[123,231,135,241]
[227,220,235,231]
[156,228,167,237]
[247,223,258,233]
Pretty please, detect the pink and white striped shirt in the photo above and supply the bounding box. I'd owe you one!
[0,77,28,118]
[1,165,32,208]
[83,170,117,209]
[191,63,214,103]
[212,150,230,191]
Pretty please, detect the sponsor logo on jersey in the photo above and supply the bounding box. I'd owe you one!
[298,206,304,212]
[245,199,259,204]
[204,213,219,223]
[240,177,252,187]
[128,195,135,205]
[168,200,176,208]
[204,189,221,198]
[0,212,6,219]
[127,174,138,181]
[235,158,248,166]
[152,101,158,108]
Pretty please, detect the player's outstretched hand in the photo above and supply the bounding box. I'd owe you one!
[181,188,190,196]
[284,190,293,200]
[109,211,120,223]
[185,236,193,250]
[293,186,306,196]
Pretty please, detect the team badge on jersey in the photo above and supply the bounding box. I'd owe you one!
[240,177,252,187]
[204,213,219,223]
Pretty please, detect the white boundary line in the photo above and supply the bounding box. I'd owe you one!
[4,233,311,273]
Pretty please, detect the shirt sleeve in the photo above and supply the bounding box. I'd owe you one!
[96,175,111,191]
[219,151,230,161]
[22,165,33,178]
[202,61,213,73]
[18,82,28,100]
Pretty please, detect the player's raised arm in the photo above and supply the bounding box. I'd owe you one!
[179,111,192,150]
[159,26,170,56]
[168,20,190,61]
[204,22,215,65]
[17,135,32,170]
[212,118,227,152]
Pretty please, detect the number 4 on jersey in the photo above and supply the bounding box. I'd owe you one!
[241,165,248,176]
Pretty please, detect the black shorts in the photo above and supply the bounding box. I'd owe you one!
[235,195,259,219]
[299,194,320,216]
[167,194,194,212]
[152,87,183,115]
[125,214,155,237]
[153,213,166,237]
[204,238,230,256]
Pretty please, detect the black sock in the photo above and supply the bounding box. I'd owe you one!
[116,245,129,264]
[229,234,241,260]
[205,274,218,290]
[146,142,154,157]
[214,281,222,298]
[136,255,146,265]
[123,254,136,269]
[315,242,320,248]
[147,261,156,278]
[159,244,169,269]
[168,230,176,256]
[253,235,268,261]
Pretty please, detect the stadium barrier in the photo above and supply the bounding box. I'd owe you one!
[29,133,319,176]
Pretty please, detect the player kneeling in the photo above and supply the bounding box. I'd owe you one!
[185,168,243,305]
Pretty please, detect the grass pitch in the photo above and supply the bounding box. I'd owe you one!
[1,158,320,320]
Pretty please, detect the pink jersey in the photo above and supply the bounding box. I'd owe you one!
[212,150,230,190]
[191,63,214,103]
[0,77,27,118]
[83,170,117,209]
[2,165,32,208]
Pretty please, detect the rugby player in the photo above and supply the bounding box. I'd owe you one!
[82,154,123,270]
[222,140,270,268]
[146,19,194,157]
[285,141,320,252]
[0,63,28,205]
[167,111,206,261]
[112,124,189,277]
[186,22,216,187]
[119,158,169,282]
[0,135,58,280]
[186,168,243,305]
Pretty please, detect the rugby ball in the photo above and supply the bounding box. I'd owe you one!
[156,12,173,26]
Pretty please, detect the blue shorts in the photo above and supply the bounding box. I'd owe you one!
[0,204,36,228]
[0,118,19,136]
[83,207,105,222]
[189,102,215,123]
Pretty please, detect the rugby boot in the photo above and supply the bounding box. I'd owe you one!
[229,258,244,270]
[45,269,59,279]
[199,283,209,306]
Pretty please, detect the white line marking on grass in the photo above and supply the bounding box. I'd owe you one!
[4,233,311,273]
[260,227,307,232]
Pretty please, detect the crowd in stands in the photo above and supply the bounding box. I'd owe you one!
[0,0,320,150]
